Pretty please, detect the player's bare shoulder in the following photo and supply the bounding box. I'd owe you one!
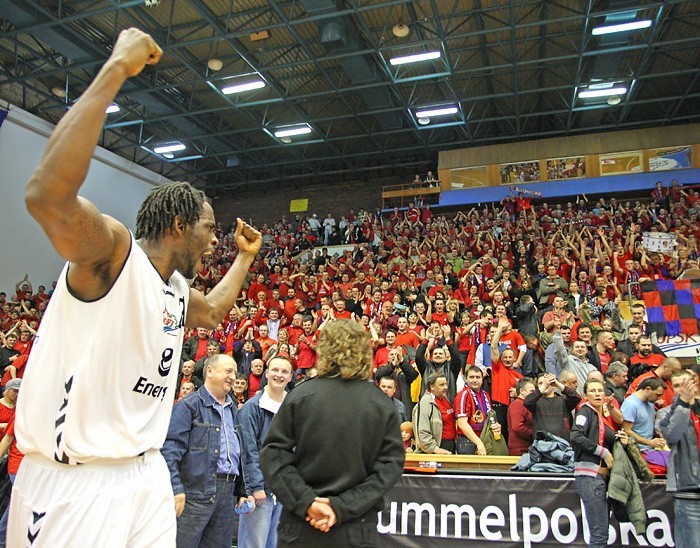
[66,214,132,300]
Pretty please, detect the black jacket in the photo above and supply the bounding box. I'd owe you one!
[587,345,613,372]
[415,339,461,401]
[260,377,404,525]
[375,353,419,417]
[571,403,616,476]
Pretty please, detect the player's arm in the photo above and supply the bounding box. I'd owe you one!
[24,29,162,299]
[186,218,262,329]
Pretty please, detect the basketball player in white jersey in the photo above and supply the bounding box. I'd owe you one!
[8,28,262,547]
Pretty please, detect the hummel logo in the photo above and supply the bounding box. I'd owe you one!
[27,510,46,545]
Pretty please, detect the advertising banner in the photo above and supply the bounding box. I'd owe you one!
[380,474,673,547]
[649,146,692,171]
[599,151,643,176]
[546,157,586,180]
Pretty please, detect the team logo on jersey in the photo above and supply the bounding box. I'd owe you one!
[163,307,183,336]
[133,376,169,399]
[163,295,186,335]
[158,359,171,377]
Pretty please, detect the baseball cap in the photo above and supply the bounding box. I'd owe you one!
[5,378,21,391]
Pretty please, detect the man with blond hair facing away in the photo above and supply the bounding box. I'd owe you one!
[260,320,404,546]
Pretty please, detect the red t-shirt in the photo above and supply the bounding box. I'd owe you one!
[435,396,456,441]
[248,373,263,397]
[0,400,15,437]
[395,331,420,349]
[598,351,611,374]
[430,311,450,326]
[1,354,28,386]
[13,341,32,356]
[296,333,317,369]
[333,309,353,320]
[629,353,664,370]
[192,338,209,362]
[491,359,523,405]
[4,415,24,475]
[499,331,525,355]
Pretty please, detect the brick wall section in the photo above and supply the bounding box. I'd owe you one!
[212,181,383,231]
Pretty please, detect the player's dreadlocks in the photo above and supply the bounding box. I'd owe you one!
[135,182,206,241]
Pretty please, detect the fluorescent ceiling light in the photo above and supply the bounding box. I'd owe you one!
[578,87,627,99]
[415,106,458,118]
[105,103,120,114]
[592,20,652,36]
[221,80,265,95]
[274,125,312,138]
[153,142,186,154]
[389,51,441,66]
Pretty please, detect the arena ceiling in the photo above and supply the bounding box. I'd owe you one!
[1,0,699,194]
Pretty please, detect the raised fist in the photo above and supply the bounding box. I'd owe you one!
[110,28,163,78]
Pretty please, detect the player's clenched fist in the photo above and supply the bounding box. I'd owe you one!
[110,28,163,78]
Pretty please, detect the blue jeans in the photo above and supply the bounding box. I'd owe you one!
[674,497,700,548]
[574,474,609,548]
[238,495,282,548]
[176,477,235,548]
[0,473,16,548]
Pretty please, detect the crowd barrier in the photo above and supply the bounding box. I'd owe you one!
[380,472,673,547]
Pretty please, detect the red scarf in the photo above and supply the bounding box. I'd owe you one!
[583,401,606,463]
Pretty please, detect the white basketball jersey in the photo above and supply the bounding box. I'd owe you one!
[16,236,190,464]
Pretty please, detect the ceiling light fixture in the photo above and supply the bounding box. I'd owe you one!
[51,86,67,98]
[592,20,652,36]
[389,51,441,66]
[207,58,223,71]
[392,23,410,38]
[415,106,458,118]
[607,96,622,105]
[578,87,627,99]
[221,80,266,95]
[105,103,120,114]
[417,117,431,125]
[274,125,312,138]
[153,142,186,154]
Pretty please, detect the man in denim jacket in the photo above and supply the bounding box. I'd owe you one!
[162,354,245,548]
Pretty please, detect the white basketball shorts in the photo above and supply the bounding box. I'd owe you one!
[7,450,176,547]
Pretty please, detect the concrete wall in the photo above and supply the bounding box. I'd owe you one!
[0,106,170,295]
[212,179,382,231]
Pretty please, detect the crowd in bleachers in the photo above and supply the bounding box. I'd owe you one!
[2,179,699,459]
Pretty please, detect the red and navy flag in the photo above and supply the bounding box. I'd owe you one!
[641,279,700,337]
